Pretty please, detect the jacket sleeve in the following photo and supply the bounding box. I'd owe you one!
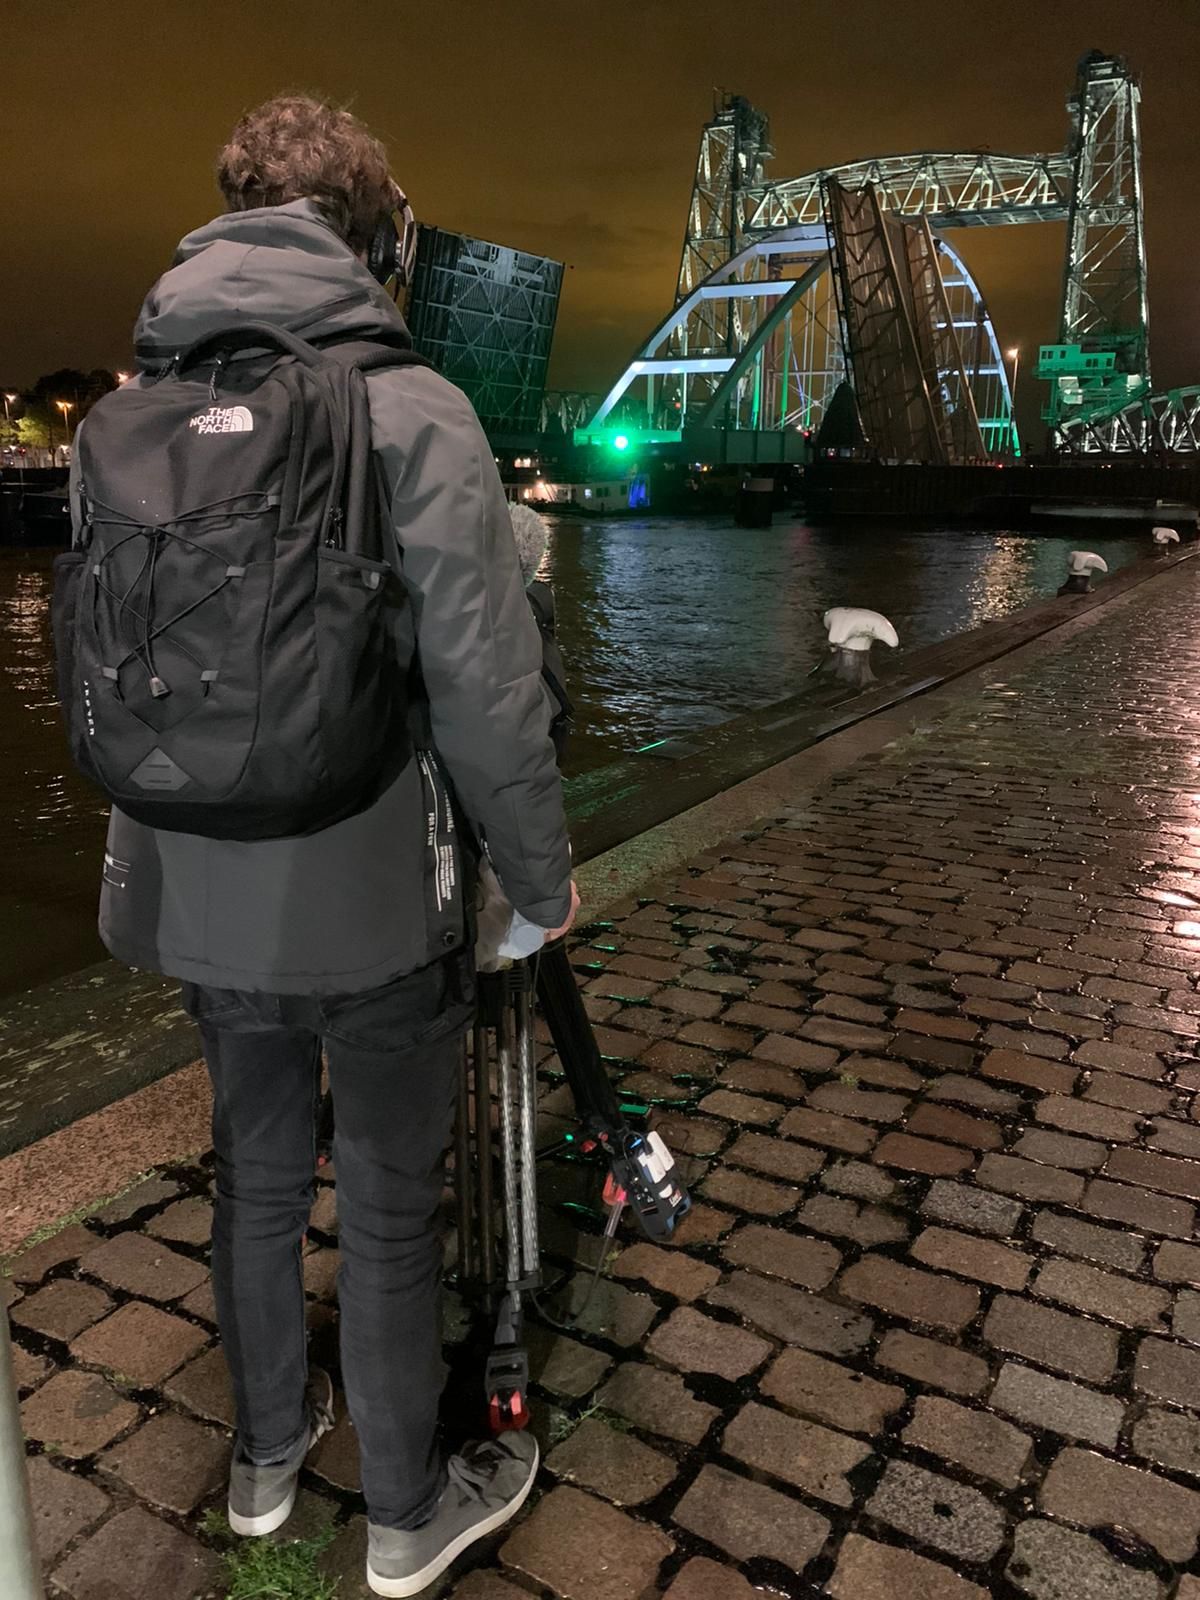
[367,366,573,929]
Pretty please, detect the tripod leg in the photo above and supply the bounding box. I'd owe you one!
[486,986,530,1431]
[515,967,539,1284]
[454,1037,475,1284]
[473,1015,495,1293]
[496,999,521,1293]
[536,939,623,1126]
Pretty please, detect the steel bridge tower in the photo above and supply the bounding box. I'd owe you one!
[677,94,774,305]
[1039,51,1150,445]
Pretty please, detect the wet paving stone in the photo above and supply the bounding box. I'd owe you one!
[672,1462,829,1571]
[990,1361,1124,1450]
[721,1221,840,1288]
[983,1294,1119,1384]
[1029,1211,1146,1273]
[1131,1405,1200,1476]
[610,1241,721,1301]
[910,1225,1032,1290]
[79,1232,207,1303]
[796,1192,909,1246]
[92,1175,181,1225]
[1134,1334,1200,1406]
[51,1504,220,1600]
[646,1305,770,1380]
[723,1399,870,1506]
[760,1345,903,1434]
[100,1410,227,1514]
[70,1300,208,1385]
[21,1370,139,1458]
[706,1269,874,1354]
[1031,1256,1172,1330]
[11,1342,51,1392]
[840,1254,981,1333]
[11,1279,113,1342]
[1005,1519,1163,1600]
[902,1393,1034,1487]
[867,1458,1008,1562]
[919,1178,1025,1237]
[501,1484,673,1599]
[162,1344,236,1427]
[7,1224,98,1285]
[24,1456,110,1564]
[1038,1446,1200,1562]
[594,1362,718,1446]
[545,1416,677,1505]
[660,1557,761,1599]
[828,1531,990,1600]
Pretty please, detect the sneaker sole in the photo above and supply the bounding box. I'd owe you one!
[228,1483,298,1538]
[227,1371,334,1540]
[365,1441,540,1598]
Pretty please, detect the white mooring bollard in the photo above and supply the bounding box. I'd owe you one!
[1153,525,1181,554]
[1057,551,1108,596]
[822,607,899,687]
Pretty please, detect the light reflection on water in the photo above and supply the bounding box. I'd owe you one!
[2,519,1144,995]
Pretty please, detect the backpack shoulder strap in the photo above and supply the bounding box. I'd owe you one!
[316,338,434,378]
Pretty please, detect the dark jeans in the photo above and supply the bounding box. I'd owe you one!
[183,950,474,1529]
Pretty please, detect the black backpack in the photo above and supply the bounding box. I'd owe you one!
[52,322,428,840]
[526,579,574,763]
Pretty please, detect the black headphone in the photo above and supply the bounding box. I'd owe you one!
[368,187,418,296]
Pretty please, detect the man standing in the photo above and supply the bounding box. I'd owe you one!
[81,97,576,1596]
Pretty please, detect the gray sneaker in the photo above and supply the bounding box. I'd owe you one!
[227,1368,335,1537]
[366,1433,539,1597]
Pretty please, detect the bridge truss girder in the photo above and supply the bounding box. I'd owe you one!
[1055,387,1200,454]
[745,150,1073,233]
[585,224,1013,456]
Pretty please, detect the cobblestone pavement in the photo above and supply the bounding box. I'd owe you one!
[12,567,1200,1598]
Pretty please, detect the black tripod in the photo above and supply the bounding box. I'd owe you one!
[317,940,691,1431]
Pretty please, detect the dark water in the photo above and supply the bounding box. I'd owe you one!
[2,518,1143,997]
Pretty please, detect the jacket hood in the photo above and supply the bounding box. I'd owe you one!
[134,199,411,359]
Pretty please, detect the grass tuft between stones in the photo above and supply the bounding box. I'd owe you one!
[201,1511,339,1599]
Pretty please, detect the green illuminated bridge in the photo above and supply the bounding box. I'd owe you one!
[576,52,1200,464]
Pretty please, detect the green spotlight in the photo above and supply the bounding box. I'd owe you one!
[613,433,629,451]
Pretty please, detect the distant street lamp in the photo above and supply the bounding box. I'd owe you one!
[1,394,15,480]
[54,399,75,466]
[1006,347,1020,455]
[115,371,131,384]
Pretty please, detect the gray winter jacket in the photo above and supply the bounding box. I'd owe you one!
[84,201,572,994]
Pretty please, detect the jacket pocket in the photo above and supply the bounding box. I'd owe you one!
[319,948,474,1052]
[416,748,466,955]
[180,981,248,1024]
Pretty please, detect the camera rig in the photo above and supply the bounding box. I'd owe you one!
[454,939,691,1431]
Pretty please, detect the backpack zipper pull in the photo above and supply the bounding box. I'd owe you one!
[209,354,225,402]
[327,506,344,549]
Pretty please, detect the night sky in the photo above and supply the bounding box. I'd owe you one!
[4,0,1197,434]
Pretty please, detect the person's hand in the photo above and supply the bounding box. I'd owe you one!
[544,880,581,943]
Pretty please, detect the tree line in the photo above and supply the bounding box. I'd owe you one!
[1,369,119,451]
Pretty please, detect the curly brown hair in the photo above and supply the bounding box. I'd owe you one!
[216,95,399,252]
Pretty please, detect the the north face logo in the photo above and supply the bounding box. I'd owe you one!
[189,405,254,434]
